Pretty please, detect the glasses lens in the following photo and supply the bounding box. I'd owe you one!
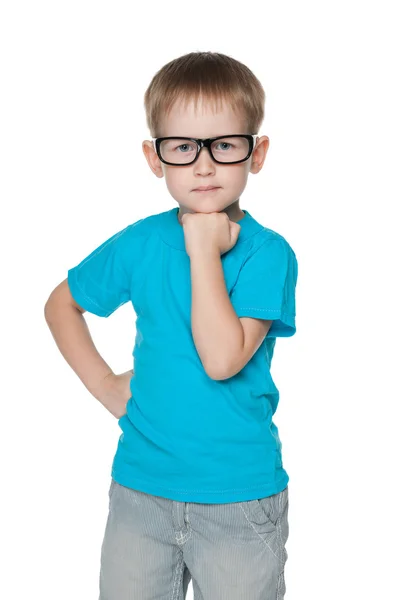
[159,139,198,164]
[210,136,250,163]
[159,136,251,164]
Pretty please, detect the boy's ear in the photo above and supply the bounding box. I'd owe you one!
[142,140,164,178]
[249,136,270,174]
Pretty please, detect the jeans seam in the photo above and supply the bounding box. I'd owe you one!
[276,490,285,567]
[170,548,185,600]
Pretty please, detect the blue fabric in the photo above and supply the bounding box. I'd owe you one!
[67,207,298,503]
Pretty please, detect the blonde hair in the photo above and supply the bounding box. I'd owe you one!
[144,51,265,137]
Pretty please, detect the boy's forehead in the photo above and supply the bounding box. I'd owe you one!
[159,97,247,138]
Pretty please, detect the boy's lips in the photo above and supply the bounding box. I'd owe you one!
[192,186,220,192]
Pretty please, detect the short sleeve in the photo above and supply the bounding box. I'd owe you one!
[67,219,143,317]
[230,237,298,338]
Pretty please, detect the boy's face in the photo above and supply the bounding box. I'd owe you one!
[142,97,269,219]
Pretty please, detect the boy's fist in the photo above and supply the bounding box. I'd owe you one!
[181,211,241,257]
[98,369,133,419]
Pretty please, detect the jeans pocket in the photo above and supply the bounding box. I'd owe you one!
[246,487,288,530]
[241,487,289,566]
[243,500,275,535]
[259,488,283,525]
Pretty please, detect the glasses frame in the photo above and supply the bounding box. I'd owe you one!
[151,134,258,166]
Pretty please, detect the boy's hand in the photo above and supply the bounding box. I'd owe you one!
[181,212,241,258]
[98,369,133,419]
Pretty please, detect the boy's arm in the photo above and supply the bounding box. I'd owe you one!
[189,250,272,380]
[44,278,116,401]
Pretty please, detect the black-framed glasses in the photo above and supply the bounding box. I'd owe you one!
[152,134,258,166]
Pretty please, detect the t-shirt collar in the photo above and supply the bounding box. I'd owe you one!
[159,207,263,251]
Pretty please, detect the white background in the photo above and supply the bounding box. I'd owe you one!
[1,1,399,598]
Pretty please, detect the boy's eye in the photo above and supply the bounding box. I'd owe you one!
[214,142,233,151]
[176,143,195,153]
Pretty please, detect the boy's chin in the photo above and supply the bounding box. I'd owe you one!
[178,203,227,214]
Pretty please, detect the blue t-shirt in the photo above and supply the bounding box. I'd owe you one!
[67,207,298,503]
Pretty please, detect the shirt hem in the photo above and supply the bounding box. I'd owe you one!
[110,467,289,503]
[67,268,110,317]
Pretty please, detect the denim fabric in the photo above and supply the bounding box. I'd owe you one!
[99,479,289,599]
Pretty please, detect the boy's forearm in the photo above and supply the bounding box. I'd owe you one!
[189,249,244,379]
[44,302,114,401]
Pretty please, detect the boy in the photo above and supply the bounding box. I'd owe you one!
[45,51,298,600]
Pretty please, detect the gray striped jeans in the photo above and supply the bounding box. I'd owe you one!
[99,479,289,599]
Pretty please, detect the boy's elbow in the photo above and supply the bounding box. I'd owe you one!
[204,360,237,381]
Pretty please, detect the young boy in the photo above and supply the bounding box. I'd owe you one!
[45,51,298,600]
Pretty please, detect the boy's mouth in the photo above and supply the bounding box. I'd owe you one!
[192,186,220,192]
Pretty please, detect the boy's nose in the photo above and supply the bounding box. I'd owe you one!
[194,146,215,173]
